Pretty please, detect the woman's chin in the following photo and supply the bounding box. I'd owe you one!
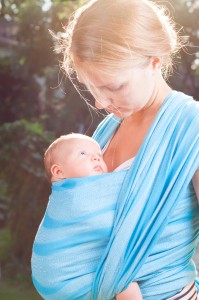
[111,110,133,119]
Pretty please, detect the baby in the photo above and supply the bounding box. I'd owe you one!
[44,133,108,182]
[35,133,142,300]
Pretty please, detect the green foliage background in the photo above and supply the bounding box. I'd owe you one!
[0,0,198,296]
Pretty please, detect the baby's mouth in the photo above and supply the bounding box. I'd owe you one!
[94,165,103,172]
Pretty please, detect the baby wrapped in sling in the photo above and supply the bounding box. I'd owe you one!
[31,133,141,300]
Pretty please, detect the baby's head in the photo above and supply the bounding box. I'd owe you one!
[44,133,107,182]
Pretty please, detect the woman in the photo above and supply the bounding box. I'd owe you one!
[60,0,199,299]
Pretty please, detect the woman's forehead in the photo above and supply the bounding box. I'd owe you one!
[76,63,147,89]
[76,64,129,87]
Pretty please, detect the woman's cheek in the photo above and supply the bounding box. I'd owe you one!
[119,88,132,105]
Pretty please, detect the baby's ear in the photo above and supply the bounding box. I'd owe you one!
[51,164,64,179]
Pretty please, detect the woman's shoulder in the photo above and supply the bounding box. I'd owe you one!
[169,91,199,124]
[173,90,199,110]
[92,113,122,147]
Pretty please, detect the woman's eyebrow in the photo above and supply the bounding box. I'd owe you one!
[78,80,118,89]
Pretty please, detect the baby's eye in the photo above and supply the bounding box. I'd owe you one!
[80,151,86,156]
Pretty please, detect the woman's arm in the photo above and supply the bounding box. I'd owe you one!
[192,169,199,204]
[116,282,142,300]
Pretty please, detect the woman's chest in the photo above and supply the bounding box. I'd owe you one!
[103,119,151,171]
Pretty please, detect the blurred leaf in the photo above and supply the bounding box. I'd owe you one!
[0,228,12,262]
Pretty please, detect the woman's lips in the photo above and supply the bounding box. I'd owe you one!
[106,106,121,114]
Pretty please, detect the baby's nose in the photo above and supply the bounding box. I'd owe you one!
[91,154,100,161]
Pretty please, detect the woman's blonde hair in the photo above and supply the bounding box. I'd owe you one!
[60,0,182,81]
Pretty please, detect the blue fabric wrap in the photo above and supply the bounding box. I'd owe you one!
[31,91,199,300]
[91,91,199,300]
[31,170,127,300]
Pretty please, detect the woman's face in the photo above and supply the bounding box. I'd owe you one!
[76,59,160,118]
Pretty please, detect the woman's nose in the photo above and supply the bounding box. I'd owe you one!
[95,98,111,109]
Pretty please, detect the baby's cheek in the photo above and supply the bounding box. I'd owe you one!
[102,162,108,173]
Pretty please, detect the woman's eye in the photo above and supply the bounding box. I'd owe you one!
[109,84,124,92]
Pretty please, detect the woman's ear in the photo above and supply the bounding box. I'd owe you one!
[51,164,65,179]
[151,57,162,70]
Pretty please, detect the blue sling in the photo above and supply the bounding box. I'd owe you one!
[92,90,199,299]
[31,91,199,300]
[31,170,127,300]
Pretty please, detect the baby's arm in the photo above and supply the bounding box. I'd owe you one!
[116,282,142,300]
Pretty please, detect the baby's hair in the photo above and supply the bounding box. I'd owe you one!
[44,133,95,181]
[59,0,183,93]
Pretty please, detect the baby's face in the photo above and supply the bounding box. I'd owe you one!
[59,138,107,179]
